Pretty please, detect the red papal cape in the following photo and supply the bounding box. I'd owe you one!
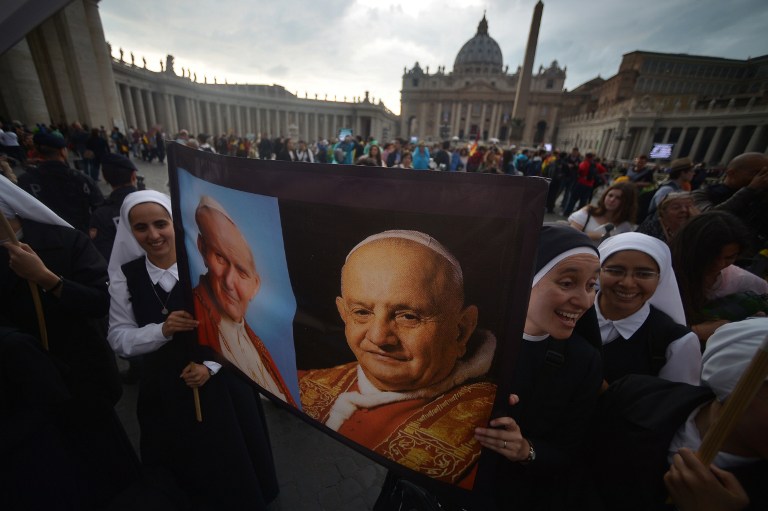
[299,362,496,485]
[193,274,297,407]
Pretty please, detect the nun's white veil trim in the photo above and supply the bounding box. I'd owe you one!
[0,174,72,228]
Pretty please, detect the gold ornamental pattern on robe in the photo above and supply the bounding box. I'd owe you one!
[300,362,496,484]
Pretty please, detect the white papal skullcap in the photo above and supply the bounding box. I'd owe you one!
[701,317,768,402]
[346,229,462,280]
[195,195,235,224]
[0,174,71,228]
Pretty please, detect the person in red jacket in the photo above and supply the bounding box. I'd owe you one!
[563,152,600,216]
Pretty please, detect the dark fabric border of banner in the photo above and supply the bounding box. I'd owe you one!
[167,143,548,504]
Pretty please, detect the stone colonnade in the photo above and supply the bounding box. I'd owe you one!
[113,72,397,142]
[400,96,560,144]
[0,0,399,142]
[556,109,768,166]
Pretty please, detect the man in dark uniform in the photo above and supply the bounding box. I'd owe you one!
[89,153,138,261]
[434,140,452,171]
[18,133,103,233]
[257,134,273,159]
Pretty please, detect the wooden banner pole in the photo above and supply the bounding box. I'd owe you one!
[697,333,768,464]
[0,214,49,350]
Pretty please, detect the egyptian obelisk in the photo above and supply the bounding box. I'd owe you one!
[511,1,544,142]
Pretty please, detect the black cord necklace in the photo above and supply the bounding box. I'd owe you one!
[151,282,174,315]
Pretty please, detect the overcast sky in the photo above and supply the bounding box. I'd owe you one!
[99,0,768,115]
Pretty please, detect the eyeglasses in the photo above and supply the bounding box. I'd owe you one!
[601,266,660,280]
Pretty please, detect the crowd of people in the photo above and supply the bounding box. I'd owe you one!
[1,119,767,510]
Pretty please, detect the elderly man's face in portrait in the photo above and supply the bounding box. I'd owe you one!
[336,240,478,392]
[197,209,260,322]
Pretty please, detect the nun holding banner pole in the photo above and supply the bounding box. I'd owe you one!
[106,190,208,423]
[107,190,281,509]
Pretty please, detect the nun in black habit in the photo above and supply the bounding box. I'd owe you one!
[107,190,279,510]
[0,174,137,509]
[474,225,604,510]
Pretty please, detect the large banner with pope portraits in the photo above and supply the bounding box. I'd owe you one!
[167,143,547,502]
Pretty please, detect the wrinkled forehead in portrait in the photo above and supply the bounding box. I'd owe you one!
[340,231,465,312]
[195,196,256,273]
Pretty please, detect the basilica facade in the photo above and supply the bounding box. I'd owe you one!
[399,14,566,145]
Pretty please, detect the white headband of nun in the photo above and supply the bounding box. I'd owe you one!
[346,230,462,280]
[701,317,768,402]
[532,247,597,288]
[0,174,72,228]
[598,232,686,325]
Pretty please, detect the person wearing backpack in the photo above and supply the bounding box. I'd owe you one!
[514,148,529,174]
[525,149,543,176]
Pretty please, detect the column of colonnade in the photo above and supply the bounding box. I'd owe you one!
[687,127,705,161]
[479,104,487,139]
[703,126,724,164]
[670,127,688,159]
[203,102,211,135]
[418,102,427,139]
[745,125,765,153]
[464,103,472,138]
[82,0,123,128]
[134,86,146,129]
[0,38,51,125]
[145,91,157,129]
[214,102,222,135]
[112,84,394,142]
[120,84,136,128]
[720,126,744,164]
[489,103,500,139]
[449,102,458,138]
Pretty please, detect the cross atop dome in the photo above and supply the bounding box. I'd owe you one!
[477,13,488,35]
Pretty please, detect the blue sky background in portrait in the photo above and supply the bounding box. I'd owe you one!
[178,168,300,404]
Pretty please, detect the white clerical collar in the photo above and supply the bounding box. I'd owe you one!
[219,315,246,333]
[144,259,178,292]
[523,333,549,342]
[595,295,650,344]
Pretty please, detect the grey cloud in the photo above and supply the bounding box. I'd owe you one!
[99,0,767,113]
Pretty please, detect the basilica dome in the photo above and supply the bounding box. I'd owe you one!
[453,15,504,74]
